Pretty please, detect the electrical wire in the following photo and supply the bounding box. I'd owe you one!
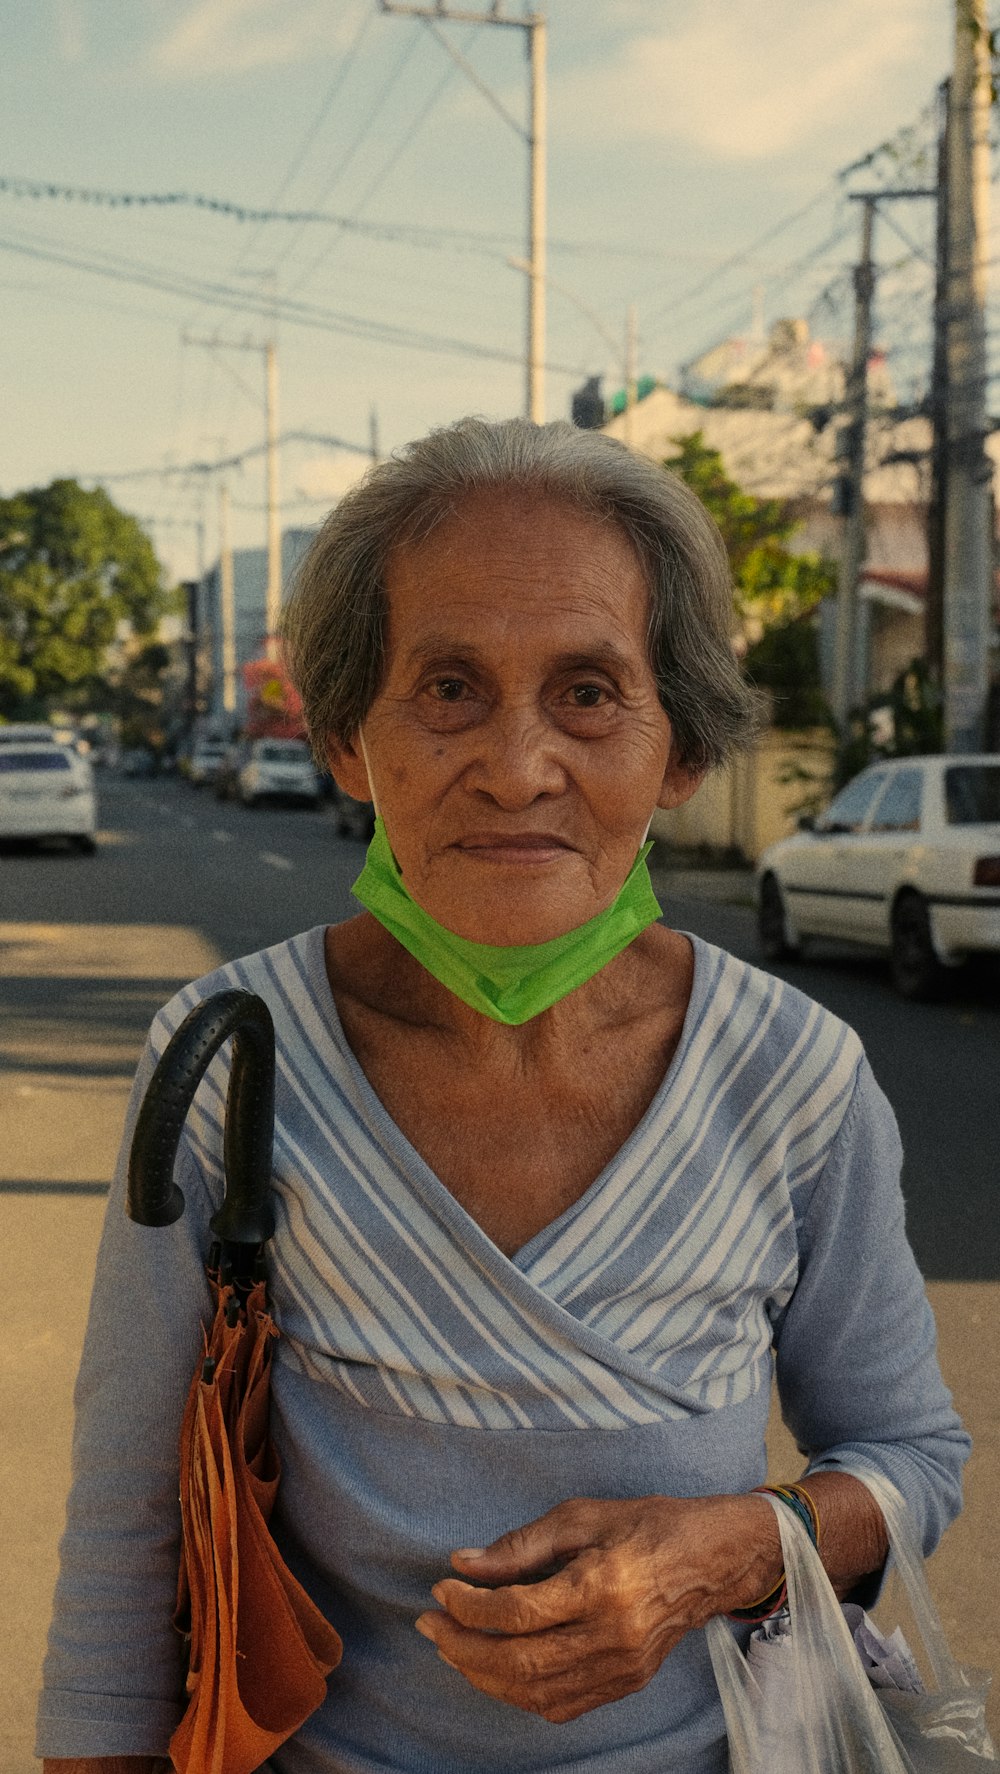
[285,41,466,298]
[0,227,586,374]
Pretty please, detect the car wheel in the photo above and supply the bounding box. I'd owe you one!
[890,892,944,1001]
[72,834,97,855]
[758,873,800,963]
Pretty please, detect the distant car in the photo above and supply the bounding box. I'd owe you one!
[755,754,1000,999]
[330,782,376,841]
[0,742,97,852]
[237,738,320,808]
[120,747,157,778]
[214,739,250,802]
[0,723,60,746]
[187,739,228,787]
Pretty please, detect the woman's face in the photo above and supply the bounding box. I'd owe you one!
[329,488,701,945]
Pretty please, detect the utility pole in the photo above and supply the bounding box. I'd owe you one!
[941,0,993,752]
[183,329,283,660]
[926,79,951,683]
[264,338,281,658]
[831,195,877,732]
[378,2,547,421]
[623,303,638,449]
[219,482,237,722]
[830,186,936,732]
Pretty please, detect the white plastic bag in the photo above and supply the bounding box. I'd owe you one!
[705,1472,996,1773]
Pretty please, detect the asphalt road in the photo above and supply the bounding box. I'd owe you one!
[4,772,996,1282]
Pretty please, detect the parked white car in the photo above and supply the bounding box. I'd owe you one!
[0,742,97,851]
[237,738,320,808]
[755,754,1000,999]
[187,738,228,786]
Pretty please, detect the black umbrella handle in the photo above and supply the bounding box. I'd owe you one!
[127,989,276,1250]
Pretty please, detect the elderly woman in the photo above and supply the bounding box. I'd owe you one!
[40,418,968,1774]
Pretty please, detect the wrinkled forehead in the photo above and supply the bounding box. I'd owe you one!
[384,485,652,619]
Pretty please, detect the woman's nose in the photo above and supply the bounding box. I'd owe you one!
[464,704,566,807]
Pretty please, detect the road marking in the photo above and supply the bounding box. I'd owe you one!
[212,829,234,843]
[260,851,294,871]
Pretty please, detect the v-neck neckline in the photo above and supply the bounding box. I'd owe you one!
[301,922,710,1273]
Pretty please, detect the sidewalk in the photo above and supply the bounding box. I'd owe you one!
[1,921,223,1774]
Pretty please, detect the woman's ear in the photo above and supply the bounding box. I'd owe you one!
[325,734,372,804]
[657,744,705,812]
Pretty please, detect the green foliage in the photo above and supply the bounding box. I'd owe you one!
[743,619,834,730]
[0,479,168,719]
[834,658,944,789]
[663,433,837,725]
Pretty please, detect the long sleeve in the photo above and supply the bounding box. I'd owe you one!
[772,1054,970,1559]
[36,1029,220,1761]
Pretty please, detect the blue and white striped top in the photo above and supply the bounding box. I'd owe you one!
[37,926,969,1774]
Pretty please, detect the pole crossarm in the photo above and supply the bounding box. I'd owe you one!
[378,3,541,27]
[846,188,937,202]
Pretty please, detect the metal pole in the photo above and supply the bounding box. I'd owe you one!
[265,338,282,659]
[219,482,237,721]
[527,13,546,422]
[831,196,876,732]
[942,0,992,752]
[623,304,638,449]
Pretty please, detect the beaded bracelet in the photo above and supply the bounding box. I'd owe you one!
[725,1481,822,1623]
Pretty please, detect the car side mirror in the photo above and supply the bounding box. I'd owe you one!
[796,813,816,832]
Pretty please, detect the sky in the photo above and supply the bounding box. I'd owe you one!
[0,0,966,585]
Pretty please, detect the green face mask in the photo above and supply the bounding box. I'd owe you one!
[351,817,661,1025]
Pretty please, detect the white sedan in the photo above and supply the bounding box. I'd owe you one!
[0,742,97,852]
[755,754,1000,998]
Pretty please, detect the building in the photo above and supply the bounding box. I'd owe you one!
[197,528,316,730]
[600,372,1000,707]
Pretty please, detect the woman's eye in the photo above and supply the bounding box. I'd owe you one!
[569,683,607,708]
[431,678,468,702]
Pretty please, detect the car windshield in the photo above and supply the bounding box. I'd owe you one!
[0,750,72,773]
[944,765,1000,825]
[258,743,309,762]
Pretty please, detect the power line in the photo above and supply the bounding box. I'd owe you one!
[0,228,586,374]
[0,170,660,263]
[286,34,466,298]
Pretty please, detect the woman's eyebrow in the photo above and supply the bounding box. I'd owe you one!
[405,637,638,677]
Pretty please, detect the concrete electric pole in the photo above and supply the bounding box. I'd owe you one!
[830,186,936,731]
[831,196,877,732]
[941,0,993,752]
[219,482,237,720]
[264,338,282,658]
[378,1,547,421]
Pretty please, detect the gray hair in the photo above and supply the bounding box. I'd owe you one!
[280,415,762,772]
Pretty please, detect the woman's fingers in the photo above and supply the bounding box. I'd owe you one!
[430,1554,597,1633]
[449,1498,602,1583]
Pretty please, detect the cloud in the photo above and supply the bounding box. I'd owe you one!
[150,0,358,78]
[554,0,942,162]
[294,452,368,503]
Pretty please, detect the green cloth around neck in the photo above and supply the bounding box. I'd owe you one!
[351,817,661,1026]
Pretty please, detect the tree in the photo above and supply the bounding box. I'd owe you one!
[0,479,169,719]
[663,433,836,727]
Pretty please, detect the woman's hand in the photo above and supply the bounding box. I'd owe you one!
[415,1492,781,1724]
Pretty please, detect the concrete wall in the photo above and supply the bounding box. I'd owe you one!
[651,727,837,862]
